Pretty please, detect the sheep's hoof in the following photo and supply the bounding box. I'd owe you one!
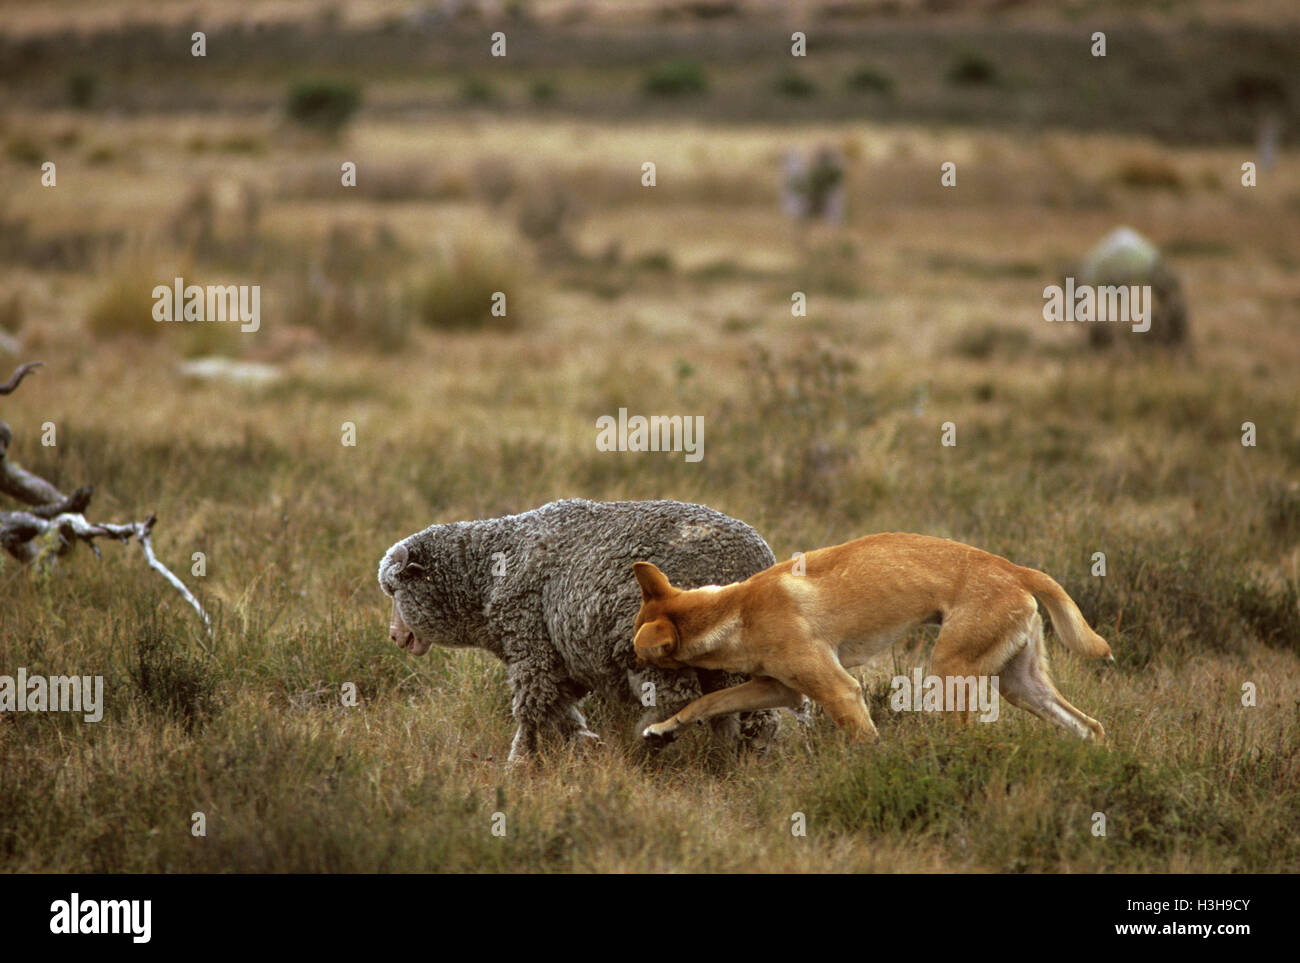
[572,728,603,753]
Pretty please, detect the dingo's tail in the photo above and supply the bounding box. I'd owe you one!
[1019,568,1113,661]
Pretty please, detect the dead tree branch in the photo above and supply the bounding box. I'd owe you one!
[1,362,211,634]
[1,362,68,506]
[0,360,43,395]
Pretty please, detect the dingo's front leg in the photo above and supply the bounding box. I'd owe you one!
[780,656,879,742]
[642,677,802,741]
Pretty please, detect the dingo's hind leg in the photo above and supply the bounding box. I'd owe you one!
[996,613,1105,742]
[930,606,1029,726]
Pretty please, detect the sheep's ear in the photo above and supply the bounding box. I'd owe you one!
[389,543,426,576]
[633,562,674,602]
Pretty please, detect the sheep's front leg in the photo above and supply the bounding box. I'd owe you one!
[559,678,600,743]
[504,656,593,765]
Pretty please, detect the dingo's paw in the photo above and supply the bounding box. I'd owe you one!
[641,719,680,746]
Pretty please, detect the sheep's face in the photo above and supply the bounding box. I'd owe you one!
[378,539,440,656]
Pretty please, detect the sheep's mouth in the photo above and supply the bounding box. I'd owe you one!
[389,598,431,656]
[402,635,431,656]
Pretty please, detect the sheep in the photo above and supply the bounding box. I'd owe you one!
[378,498,781,763]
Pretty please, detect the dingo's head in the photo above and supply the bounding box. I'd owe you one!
[632,561,686,669]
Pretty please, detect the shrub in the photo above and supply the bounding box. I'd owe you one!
[734,343,871,509]
[1223,71,1288,109]
[66,71,97,109]
[634,251,674,273]
[846,66,894,95]
[1262,481,1300,543]
[284,273,410,352]
[1234,577,1300,653]
[0,291,22,333]
[218,135,267,155]
[474,157,517,208]
[1114,156,1184,191]
[772,71,818,98]
[87,261,165,340]
[516,181,581,260]
[5,137,43,165]
[459,77,496,104]
[129,619,218,732]
[85,145,116,166]
[643,60,708,98]
[950,324,1032,360]
[411,245,523,332]
[947,52,998,87]
[530,79,558,103]
[286,80,362,135]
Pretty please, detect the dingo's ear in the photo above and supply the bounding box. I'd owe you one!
[633,561,675,602]
[634,617,678,659]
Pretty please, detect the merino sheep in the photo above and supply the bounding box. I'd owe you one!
[378,498,781,763]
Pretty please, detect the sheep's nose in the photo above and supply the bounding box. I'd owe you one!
[389,599,414,649]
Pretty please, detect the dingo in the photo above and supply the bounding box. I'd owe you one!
[632,533,1111,744]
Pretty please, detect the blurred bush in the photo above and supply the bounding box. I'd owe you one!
[66,71,98,109]
[0,292,23,335]
[530,79,558,104]
[517,180,582,261]
[412,244,523,332]
[5,138,43,165]
[1113,156,1184,191]
[459,77,496,104]
[947,52,998,87]
[87,260,165,340]
[772,71,818,98]
[643,60,708,97]
[286,79,361,135]
[845,66,894,95]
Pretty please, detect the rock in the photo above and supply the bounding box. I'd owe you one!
[1078,226,1188,349]
[176,357,283,386]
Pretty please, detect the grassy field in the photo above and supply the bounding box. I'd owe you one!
[1,1,1298,872]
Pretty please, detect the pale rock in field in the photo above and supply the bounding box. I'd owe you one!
[177,357,283,386]
[1077,226,1188,349]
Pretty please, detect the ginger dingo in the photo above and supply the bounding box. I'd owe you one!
[632,533,1112,743]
